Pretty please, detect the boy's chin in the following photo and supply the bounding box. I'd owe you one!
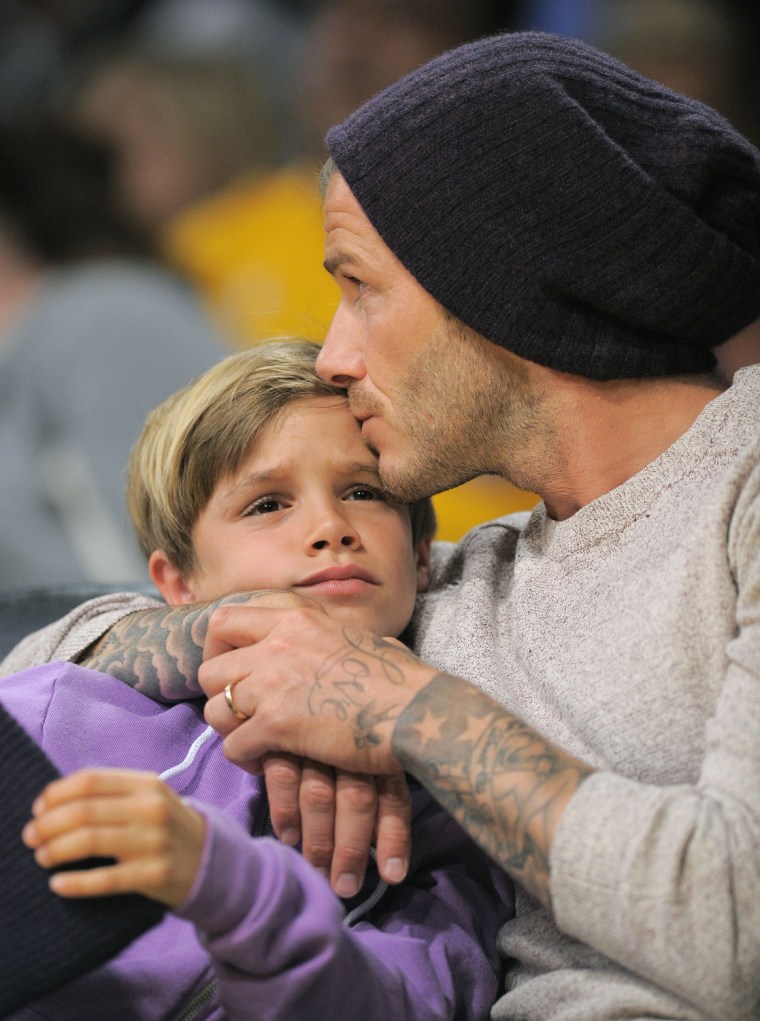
[320,601,410,642]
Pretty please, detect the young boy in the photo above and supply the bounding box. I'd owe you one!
[1,340,514,1020]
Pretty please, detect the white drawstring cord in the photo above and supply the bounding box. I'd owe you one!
[159,724,217,782]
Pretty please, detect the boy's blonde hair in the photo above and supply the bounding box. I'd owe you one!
[127,339,435,575]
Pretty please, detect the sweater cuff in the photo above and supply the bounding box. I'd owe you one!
[551,770,675,949]
[174,801,265,929]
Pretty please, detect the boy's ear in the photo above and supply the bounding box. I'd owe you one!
[414,536,432,593]
[148,550,197,606]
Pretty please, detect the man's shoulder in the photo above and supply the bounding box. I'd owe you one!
[726,364,760,427]
[429,511,533,586]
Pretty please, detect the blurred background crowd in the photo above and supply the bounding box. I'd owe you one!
[2,0,760,590]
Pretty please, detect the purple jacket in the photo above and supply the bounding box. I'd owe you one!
[1,663,514,1020]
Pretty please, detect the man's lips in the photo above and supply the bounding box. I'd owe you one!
[296,565,379,593]
[347,389,378,424]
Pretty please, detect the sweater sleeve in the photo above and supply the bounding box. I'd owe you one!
[179,788,514,1021]
[550,459,760,1021]
[0,593,162,676]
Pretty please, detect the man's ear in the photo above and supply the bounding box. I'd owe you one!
[148,550,198,606]
[414,536,432,593]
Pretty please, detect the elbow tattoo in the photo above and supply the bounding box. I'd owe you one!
[393,674,593,906]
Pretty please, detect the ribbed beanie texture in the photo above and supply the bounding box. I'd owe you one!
[0,701,163,1017]
[326,31,760,379]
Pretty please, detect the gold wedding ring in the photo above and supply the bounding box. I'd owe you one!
[224,681,252,721]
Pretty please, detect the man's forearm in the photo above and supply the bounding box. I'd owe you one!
[392,673,593,906]
[81,593,256,702]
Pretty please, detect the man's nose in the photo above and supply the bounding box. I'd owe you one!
[316,305,366,387]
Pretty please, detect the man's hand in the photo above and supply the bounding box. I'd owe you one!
[200,603,595,909]
[22,769,206,908]
[200,603,433,772]
[262,753,412,894]
[200,603,436,891]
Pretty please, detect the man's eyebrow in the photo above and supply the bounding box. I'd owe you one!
[323,251,352,276]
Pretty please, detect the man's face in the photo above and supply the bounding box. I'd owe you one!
[167,396,429,638]
[318,173,547,501]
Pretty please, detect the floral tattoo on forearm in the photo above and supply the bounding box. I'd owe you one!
[79,593,255,702]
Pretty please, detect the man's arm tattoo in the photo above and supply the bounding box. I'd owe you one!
[80,593,254,702]
[307,628,415,747]
[392,673,593,906]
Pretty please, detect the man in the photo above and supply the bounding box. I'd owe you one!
[195,31,760,1021]
[4,30,760,1021]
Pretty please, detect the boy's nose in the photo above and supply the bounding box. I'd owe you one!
[307,513,361,553]
[311,534,358,551]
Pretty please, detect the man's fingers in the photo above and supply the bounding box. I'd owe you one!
[374,773,412,884]
[200,606,417,781]
[201,606,263,671]
[299,761,337,881]
[262,753,302,846]
[202,602,323,664]
[330,770,378,898]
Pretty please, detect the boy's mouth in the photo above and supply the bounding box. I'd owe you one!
[296,565,379,594]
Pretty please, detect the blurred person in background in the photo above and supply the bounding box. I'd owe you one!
[0,122,224,591]
[290,0,522,160]
[0,0,299,123]
[0,0,150,123]
[61,49,330,348]
[64,0,539,542]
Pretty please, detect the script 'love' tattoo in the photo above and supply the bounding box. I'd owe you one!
[80,593,256,702]
[307,628,419,749]
[393,673,593,906]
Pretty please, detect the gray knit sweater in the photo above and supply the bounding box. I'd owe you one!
[411,365,760,1020]
[3,368,759,1020]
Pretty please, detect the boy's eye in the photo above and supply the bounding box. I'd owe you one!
[346,485,385,501]
[244,496,284,515]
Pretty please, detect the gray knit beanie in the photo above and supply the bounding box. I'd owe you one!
[326,31,760,379]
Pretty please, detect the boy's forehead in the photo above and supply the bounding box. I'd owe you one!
[246,394,376,470]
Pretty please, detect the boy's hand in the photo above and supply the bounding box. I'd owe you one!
[21,769,205,908]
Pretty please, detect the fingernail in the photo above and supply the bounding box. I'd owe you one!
[385,857,407,883]
[335,872,360,898]
[279,828,300,847]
